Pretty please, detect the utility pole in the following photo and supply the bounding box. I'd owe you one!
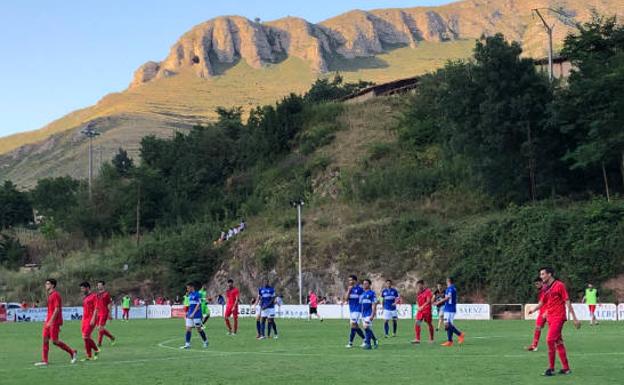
[290,199,305,304]
[81,122,100,199]
[533,8,554,82]
[136,182,141,245]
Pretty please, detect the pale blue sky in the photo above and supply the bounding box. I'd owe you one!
[0,1,453,137]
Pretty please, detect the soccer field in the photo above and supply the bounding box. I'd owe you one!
[1,319,622,385]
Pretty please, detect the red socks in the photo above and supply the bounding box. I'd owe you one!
[84,338,98,358]
[547,340,570,370]
[557,342,570,370]
[532,329,541,347]
[415,322,434,341]
[42,341,50,362]
[97,329,114,345]
[225,318,232,332]
[54,340,74,356]
[427,322,434,341]
[234,318,238,333]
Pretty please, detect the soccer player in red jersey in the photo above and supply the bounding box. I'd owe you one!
[527,277,547,352]
[412,280,434,344]
[529,267,580,376]
[224,279,240,335]
[80,281,100,361]
[34,279,78,366]
[96,280,116,347]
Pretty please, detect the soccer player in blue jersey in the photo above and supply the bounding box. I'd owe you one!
[434,277,465,347]
[255,279,278,340]
[381,279,400,338]
[360,279,379,350]
[344,275,366,348]
[180,282,209,349]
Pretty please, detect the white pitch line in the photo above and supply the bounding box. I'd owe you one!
[6,355,187,372]
[156,337,624,359]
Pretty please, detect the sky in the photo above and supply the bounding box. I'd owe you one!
[0,1,453,137]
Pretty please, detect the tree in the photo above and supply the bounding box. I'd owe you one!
[112,147,134,177]
[30,176,80,228]
[0,234,26,269]
[0,181,32,229]
[557,16,624,199]
[304,74,373,103]
[400,34,554,203]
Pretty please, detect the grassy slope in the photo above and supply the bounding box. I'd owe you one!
[217,97,458,300]
[0,42,474,188]
[1,319,622,385]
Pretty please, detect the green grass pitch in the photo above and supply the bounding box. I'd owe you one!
[0,319,622,384]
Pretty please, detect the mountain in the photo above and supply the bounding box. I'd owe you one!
[1,0,623,188]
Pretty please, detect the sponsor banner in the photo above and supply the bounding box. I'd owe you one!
[171,305,186,319]
[6,308,17,322]
[128,306,147,319]
[147,305,172,319]
[0,305,7,322]
[525,303,617,321]
[317,305,344,319]
[236,305,259,318]
[277,305,309,319]
[455,304,490,320]
[207,305,223,318]
[12,307,83,322]
[618,304,624,321]
[571,303,616,321]
[376,304,412,319]
[234,305,309,319]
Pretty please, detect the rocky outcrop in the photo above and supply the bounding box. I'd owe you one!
[128,0,623,88]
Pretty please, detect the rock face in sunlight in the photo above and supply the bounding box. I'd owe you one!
[2,0,623,188]
[129,0,623,88]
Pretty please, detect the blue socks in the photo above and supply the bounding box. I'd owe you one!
[384,322,389,336]
[261,319,266,337]
[256,320,261,336]
[185,331,191,344]
[349,328,356,343]
[271,321,278,336]
[393,320,397,334]
[199,330,207,342]
[446,324,461,341]
[365,328,377,345]
[356,328,365,339]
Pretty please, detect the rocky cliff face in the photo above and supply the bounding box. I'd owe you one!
[129,0,624,88]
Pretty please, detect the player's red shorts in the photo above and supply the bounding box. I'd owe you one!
[588,305,596,314]
[42,324,60,340]
[225,306,239,318]
[546,317,566,343]
[535,313,547,328]
[96,312,109,327]
[416,311,432,323]
[81,322,95,338]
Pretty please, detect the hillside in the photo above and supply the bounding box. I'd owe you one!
[1,0,623,188]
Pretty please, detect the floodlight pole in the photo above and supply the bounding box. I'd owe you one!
[81,122,100,200]
[533,9,554,82]
[291,199,304,305]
